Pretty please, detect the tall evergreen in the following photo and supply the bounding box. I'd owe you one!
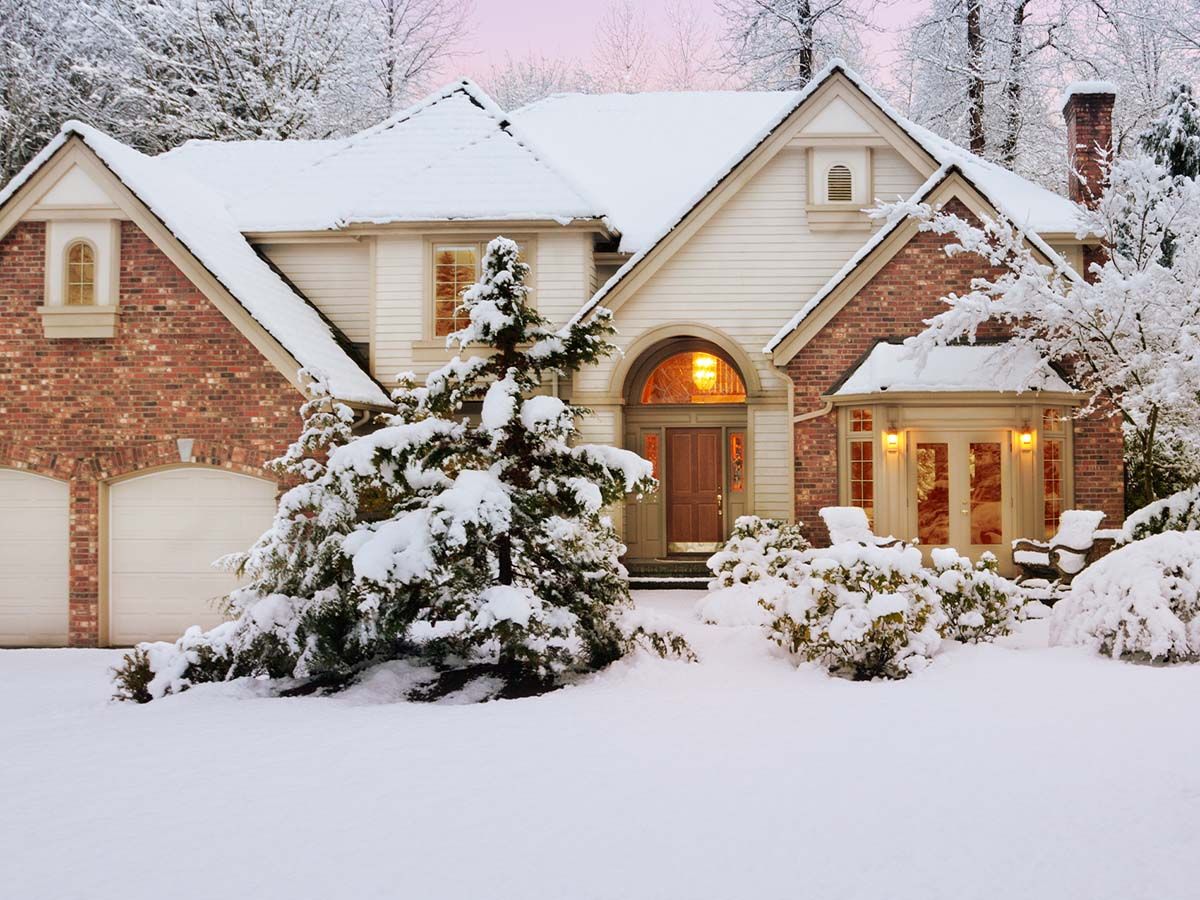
[115,237,678,703]
[1140,81,1200,179]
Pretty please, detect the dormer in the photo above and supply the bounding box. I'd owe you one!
[27,161,123,338]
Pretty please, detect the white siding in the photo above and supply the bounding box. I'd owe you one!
[751,405,792,519]
[576,145,924,398]
[373,235,425,382]
[259,242,371,343]
[534,231,594,325]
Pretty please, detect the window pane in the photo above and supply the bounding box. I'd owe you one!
[729,432,745,493]
[1044,439,1064,539]
[65,241,95,306]
[917,442,949,545]
[850,408,872,433]
[640,352,746,404]
[644,433,660,481]
[849,439,874,526]
[1042,408,1063,433]
[969,442,1003,545]
[433,244,478,336]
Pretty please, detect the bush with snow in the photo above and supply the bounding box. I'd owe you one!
[1050,532,1200,663]
[763,544,946,680]
[1121,483,1200,543]
[930,549,1023,642]
[114,238,685,703]
[707,516,811,589]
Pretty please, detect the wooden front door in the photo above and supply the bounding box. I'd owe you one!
[666,428,723,552]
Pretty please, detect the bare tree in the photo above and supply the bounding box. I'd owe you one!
[592,0,656,92]
[661,0,719,90]
[715,0,874,90]
[480,53,596,110]
[355,0,475,120]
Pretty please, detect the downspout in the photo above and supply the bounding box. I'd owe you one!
[794,400,832,422]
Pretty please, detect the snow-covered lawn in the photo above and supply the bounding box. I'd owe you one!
[4,591,1198,900]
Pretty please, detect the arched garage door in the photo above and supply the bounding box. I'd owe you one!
[108,468,277,646]
[0,469,69,647]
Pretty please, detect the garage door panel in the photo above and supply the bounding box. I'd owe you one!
[109,468,277,645]
[0,470,69,647]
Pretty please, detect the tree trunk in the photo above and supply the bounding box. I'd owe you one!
[967,0,986,155]
[999,1,1030,167]
[797,0,814,85]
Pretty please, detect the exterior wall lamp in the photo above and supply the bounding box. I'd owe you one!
[884,427,900,452]
[1018,426,1034,451]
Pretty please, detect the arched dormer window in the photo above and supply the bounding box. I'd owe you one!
[65,240,96,306]
[827,164,853,203]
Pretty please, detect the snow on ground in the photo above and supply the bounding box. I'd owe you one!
[3,590,1198,900]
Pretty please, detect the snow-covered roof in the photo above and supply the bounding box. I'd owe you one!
[161,138,346,205]
[0,123,390,406]
[547,59,1085,323]
[166,81,604,233]
[830,342,1073,396]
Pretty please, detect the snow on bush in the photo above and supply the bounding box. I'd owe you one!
[707,516,810,588]
[1121,483,1200,543]
[930,549,1023,642]
[1050,532,1200,663]
[698,517,810,627]
[114,239,689,704]
[763,544,946,680]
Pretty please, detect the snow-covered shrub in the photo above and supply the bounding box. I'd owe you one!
[763,544,945,680]
[707,515,810,588]
[115,238,686,703]
[930,549,1023,642]
[1121,484,1200,543]
[1051,531,1200,662]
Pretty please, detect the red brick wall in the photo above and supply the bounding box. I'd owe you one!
[786,203,1125,544]
[0,221,302,645]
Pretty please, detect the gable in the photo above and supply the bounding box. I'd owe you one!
[32,164,120,210]
[799,95,882,137]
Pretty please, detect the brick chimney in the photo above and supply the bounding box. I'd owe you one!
[1062,82,1116,207]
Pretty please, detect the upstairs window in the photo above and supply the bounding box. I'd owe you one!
[432,240,530,338]
[827,164,853,203]
[433,244,478,336]
[65,240,96,306]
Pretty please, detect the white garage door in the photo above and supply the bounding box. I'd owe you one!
[108,468,277,646]
[0,469,70,647]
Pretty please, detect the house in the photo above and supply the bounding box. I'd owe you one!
[0,61,1124,648]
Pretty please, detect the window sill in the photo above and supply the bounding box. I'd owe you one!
[37,304,119,338]
[806,205,872,231]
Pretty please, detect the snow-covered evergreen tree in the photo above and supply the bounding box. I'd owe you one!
[1140,81,1200,179]
[115,238,677,703]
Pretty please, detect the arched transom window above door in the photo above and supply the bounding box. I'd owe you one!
[639,351,746,404]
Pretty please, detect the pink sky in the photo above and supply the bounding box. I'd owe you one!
[444,0,928,81]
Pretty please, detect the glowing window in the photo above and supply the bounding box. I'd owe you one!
[849,439,874,526]
[432,241,529,337]
[729,432,745,493]
[850,408,872,433]
[1044,439,1064,539]
[640,352,746,404]
[644,433,660,480]
[827,165,853,202]
[1043,408,1063,433]
[65,241,95,306]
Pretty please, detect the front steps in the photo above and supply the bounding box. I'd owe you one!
[626,557,711,590]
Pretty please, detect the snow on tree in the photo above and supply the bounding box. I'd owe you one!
[1140,80,1200,179]
[661,0,721,91]
[479,53,597,111]
[896,0,1070,181]
[353,0,474,121]
[592,0,657,92]
[876,152,1200,509]
[114,237,684,703]
[715,0,872,90]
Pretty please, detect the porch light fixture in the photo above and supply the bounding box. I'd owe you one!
[884,427,900,452]
[1019,426,1034,451]
[691,353,718,392]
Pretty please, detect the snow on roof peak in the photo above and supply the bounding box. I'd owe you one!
[831,342,1073,396]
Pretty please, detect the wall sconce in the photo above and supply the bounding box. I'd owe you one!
[1018,426,1034,451]
[884,427,900,452]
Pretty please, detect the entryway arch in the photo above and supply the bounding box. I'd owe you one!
[622,336,750,559]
